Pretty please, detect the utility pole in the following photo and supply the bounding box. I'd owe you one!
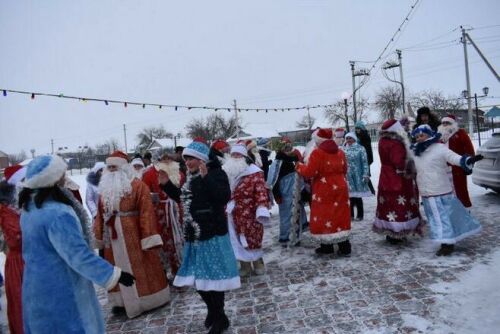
[233,99,239,139]
[396,49,406,114]
[123,124,128,154]
[350,62,357,122]
[51,139,54,155]
[461,26,474,135]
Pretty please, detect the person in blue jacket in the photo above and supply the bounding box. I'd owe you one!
[19,155,135,334]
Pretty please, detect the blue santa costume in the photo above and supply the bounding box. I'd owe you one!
[20,155,122,334]
[411,125,482,256]
[173,140,240,333]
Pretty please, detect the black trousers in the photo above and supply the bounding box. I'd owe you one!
[350,197,364,219]
[198,290,226,316]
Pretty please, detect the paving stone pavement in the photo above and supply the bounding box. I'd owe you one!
[99,191,500,334]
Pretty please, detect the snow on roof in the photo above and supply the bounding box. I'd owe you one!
[151,137,192,149]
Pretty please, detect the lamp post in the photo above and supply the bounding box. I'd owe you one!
[462,86,489,146]
[341,92,351,132]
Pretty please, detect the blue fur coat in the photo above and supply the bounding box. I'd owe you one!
[21,199,119,333]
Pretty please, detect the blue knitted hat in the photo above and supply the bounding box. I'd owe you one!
[411,124,435,138]
[182,140,209,162]
[22,155,67,189]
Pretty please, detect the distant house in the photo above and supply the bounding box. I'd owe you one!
[147,137,192,153]
[0,150,9,170]
[433,108,486,130]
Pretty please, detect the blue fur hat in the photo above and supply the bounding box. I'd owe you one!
[22,155,67,189]
[182,140,209,162]
[411,124,435,138]
[355,120,366,130]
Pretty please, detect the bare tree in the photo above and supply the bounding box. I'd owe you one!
[185,114,239,141]
[409,89,465,112]
[136,126,173,151]
[324,97,369,128]
[296,114,316,130]
[374,86,402,121]
[95,138,121,155]
[8,150,28,165]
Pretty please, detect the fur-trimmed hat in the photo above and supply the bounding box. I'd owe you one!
[345,132,358,141]
[441,114,457,124]
[313,128,333,145]
[106,150,129,167]
[91,161,106,173]
[381,119,404,133]
[355,121,366,130]
[334,128,346,138]
[131,158,145,167]
[411,124,435,138]
[4,165,26,185]
[183,139,209,162]
[230,144,248,157]
[22,155,67,189]
[417,106,431,116]
[211,139,229,152]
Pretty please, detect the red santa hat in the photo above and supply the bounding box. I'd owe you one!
[381,119,404,133]
[334,128,346,138]
[106,150,129,167]
[4,165,26,185]
[211,139,229,152]
[313,128,333,145]
[230,144,248,157]
[245,139,257,150]
[441,114,457,124]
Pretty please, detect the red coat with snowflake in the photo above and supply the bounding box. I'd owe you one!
[373,132,422,238]
[448,128,474,207]
[232,171,269,250]
[296,140,351,243]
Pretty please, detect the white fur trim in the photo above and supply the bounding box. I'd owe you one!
[430,226,482,244]
[310,230,350,243]
[256,206,271,226]
[131,158,144,167]
[372,216,421,233]
[106,156,128,167]
[141,234,163,250]
[386,120,404,133]
[182,147,208,162]
[230,144,248,157]
[349,191,373,198]
[441,116,457,124]
[105,266,122,291]
[7,167,26,186]
[22,155,67,189]
[173,275,241,291]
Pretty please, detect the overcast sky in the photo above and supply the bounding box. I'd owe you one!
[1,0,499,155]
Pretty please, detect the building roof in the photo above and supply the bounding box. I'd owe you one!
[0,150,8,158]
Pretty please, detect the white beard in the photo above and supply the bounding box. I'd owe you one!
[98,166,134,215]
[156,161,181,187]
[438,123,458,143]
[222,157,249,191]
[133,168,144,180]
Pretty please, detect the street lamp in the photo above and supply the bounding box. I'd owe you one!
[462,86,489,145]
[341,92,351,132]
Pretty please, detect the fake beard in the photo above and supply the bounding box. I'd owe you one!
[133,168,144,180]
[222,157,249,190]
[98,167,133,215]
[438,123,458,143]
[156,161,181,188]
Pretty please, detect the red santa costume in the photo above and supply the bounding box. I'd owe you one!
[296,128,351,254]
[438,114,475,208]
[142,158,185,276]
[94,151,169,318]
[0,165,25,334]
[223,144,270,275]
[372,120,423,241]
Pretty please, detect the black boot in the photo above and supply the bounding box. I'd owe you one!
[198,291,214,328]
[436,244,455,256]
[385,235,403,245]
[338,240,351,256]
[208,291,230,334]
[315,244,334,254]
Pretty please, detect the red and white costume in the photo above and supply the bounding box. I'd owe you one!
[438,115,475,208]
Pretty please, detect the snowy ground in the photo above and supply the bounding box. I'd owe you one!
[1,141,499,333]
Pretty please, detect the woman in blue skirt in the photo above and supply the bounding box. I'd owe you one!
[411,125,483,256]
[163,139,240,334]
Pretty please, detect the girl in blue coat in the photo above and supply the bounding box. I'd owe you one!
[19,155,135,334]
[342,132,373,221]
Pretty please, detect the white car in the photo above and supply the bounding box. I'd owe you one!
[472,132,500,193]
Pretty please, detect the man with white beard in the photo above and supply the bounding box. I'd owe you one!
[131,157,145,179]
[438,114,475,208]
[94,150,170,318]
[223,144,270,277]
